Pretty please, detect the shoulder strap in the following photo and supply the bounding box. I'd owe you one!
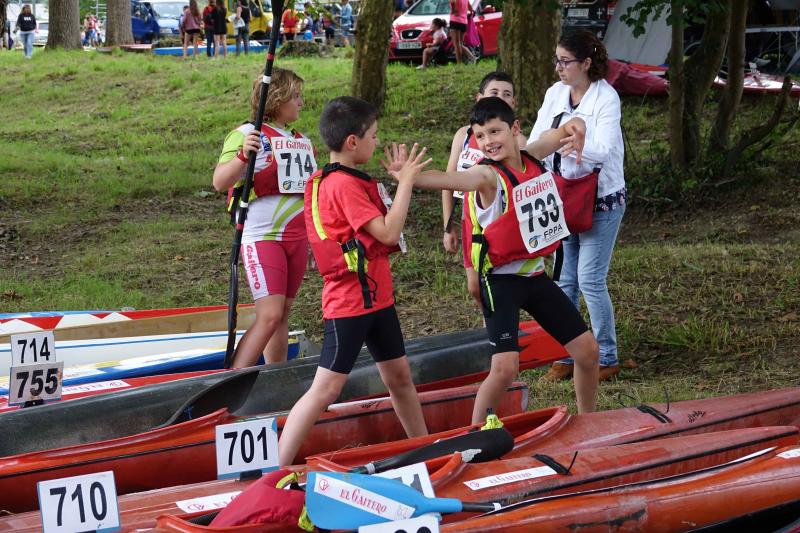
[320,163,372,182]
[550,112,565,175]
[478,158,519,188]
[462,127,473,151]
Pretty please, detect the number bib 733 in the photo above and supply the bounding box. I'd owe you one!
[513,172,570,253]
[272,136,317,194]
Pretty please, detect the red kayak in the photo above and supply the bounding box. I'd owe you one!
[442,444,800,532]
[123,426,799,532]
[306,386,800,469]
[0,383,528,513]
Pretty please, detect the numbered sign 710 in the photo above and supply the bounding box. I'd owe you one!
[37,471,120,533]
[215,417,279,479]
[10,331,56,366]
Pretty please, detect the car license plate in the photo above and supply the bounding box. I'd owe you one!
[397,41,422,49]
[568,8,589,18]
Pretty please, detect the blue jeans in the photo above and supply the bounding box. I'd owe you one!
[204,28,215,57]
[557,204,625,367]
[19,30,34,57]
[235,26,249,55]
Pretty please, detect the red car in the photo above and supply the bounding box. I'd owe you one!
[389,1,617,62]
[389,0,502,61]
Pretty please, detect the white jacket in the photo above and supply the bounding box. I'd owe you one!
[528,79,625,198]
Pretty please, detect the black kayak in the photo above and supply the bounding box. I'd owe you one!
[0,325,535,457]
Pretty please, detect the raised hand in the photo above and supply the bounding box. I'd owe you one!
[559,117,586,165]
[395,143,433,185]
[380,142,409,180]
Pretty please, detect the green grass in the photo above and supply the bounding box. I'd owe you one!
[1,49,798,413]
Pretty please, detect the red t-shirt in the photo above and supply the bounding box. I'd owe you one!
[315,172,394,319]
[282,9,298,33]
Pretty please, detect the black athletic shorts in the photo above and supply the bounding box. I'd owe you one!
[449,21,467,32]
[319,305,406,374]
[482,273,587,354]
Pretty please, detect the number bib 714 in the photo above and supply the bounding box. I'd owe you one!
[513,172,570,253]
[272,136,317,194]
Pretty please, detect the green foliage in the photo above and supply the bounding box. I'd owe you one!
[619,0,727,36]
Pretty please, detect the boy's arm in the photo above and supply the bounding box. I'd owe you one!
[416,165,494,195]
[524,117,585,164]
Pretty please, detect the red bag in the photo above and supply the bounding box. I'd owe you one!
[554,170,598,234]
[464,13,480,48]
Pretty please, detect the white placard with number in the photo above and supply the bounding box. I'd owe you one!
[215,417,279,479]
[512,172,569,253]
[10,330,57,366]
[272,136,317,193]
[37,471,120,533]
[359,514,440,533]
[376,462,435,498]
[8,361,64,406]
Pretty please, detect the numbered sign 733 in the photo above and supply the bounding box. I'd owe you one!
[215,417,279,479]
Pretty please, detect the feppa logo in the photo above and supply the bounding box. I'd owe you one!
[529,235,541,248]
[245,244,261,290]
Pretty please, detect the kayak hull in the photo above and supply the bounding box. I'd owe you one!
[441,445,800,532]
[0,383,529,513]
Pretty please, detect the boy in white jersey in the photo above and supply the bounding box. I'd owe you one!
[442,72,528,306]
[213,68,317,368]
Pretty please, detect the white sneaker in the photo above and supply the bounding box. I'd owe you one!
[416,64,426,70]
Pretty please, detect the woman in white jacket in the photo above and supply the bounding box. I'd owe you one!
[529,29,626,382]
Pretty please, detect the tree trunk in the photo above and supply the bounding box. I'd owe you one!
[0,0,7,49]
[680,0,731,165]
[47,0,82,50]
[668,0,685,170]
[708,0,747,156]
[351,0,393,112]
[106,0,134,46]
[497,0,560,127]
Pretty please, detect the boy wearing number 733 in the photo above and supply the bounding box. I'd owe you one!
[386,97,600,423]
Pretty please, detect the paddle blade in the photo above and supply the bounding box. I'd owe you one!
[351,427,514,474]
[306,471,464,530]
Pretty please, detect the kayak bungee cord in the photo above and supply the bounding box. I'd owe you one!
[224,0,286,369]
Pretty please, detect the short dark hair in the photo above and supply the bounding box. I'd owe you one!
[558,29,608,82]
[478,71,515,95]
[431,17,447,29]
[319,96,378,152]
[469,97,516,128]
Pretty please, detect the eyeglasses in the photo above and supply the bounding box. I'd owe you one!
[553,57,581,68]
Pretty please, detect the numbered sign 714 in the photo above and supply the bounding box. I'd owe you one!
[10,331,56,366]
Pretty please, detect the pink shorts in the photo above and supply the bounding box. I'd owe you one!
[241,240,308,300]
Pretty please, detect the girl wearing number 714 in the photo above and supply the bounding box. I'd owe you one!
[212,68,318,368]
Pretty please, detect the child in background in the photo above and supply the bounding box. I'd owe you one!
[441,71,527,306]
[416,18,447,70]
[278,96,431,466]
[212,68,317,369]
[389,97,600,423]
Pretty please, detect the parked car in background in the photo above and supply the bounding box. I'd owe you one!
[389,0,617,62]
[226,0,274,42]
[131,0,181,43]
[33,20,48,46]
[390,0,501,60]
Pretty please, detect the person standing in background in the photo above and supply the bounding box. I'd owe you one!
[235,0,250,56]
[180,0,202,60]
[202,0,216,57]
[281,5,298,41]
[530,30,626,383]
[448,0,474,64]
[14,4,36,58]
[212,0,227,59]
[339,0,352,46]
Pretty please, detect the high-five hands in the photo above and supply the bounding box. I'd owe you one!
[381,142,433,184]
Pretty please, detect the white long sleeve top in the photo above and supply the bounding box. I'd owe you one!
[527,79,625,198]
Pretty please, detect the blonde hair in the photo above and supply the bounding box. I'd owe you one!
[249,68,305,123]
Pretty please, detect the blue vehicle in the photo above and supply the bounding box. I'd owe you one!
[131,0,183,43]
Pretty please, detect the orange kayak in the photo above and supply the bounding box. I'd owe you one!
[0,383,528,513]
[441,444,800,532]
[143,426,798,532]
[307,386,800,470]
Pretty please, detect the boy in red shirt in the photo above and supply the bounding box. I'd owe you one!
[278,96,431,466]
